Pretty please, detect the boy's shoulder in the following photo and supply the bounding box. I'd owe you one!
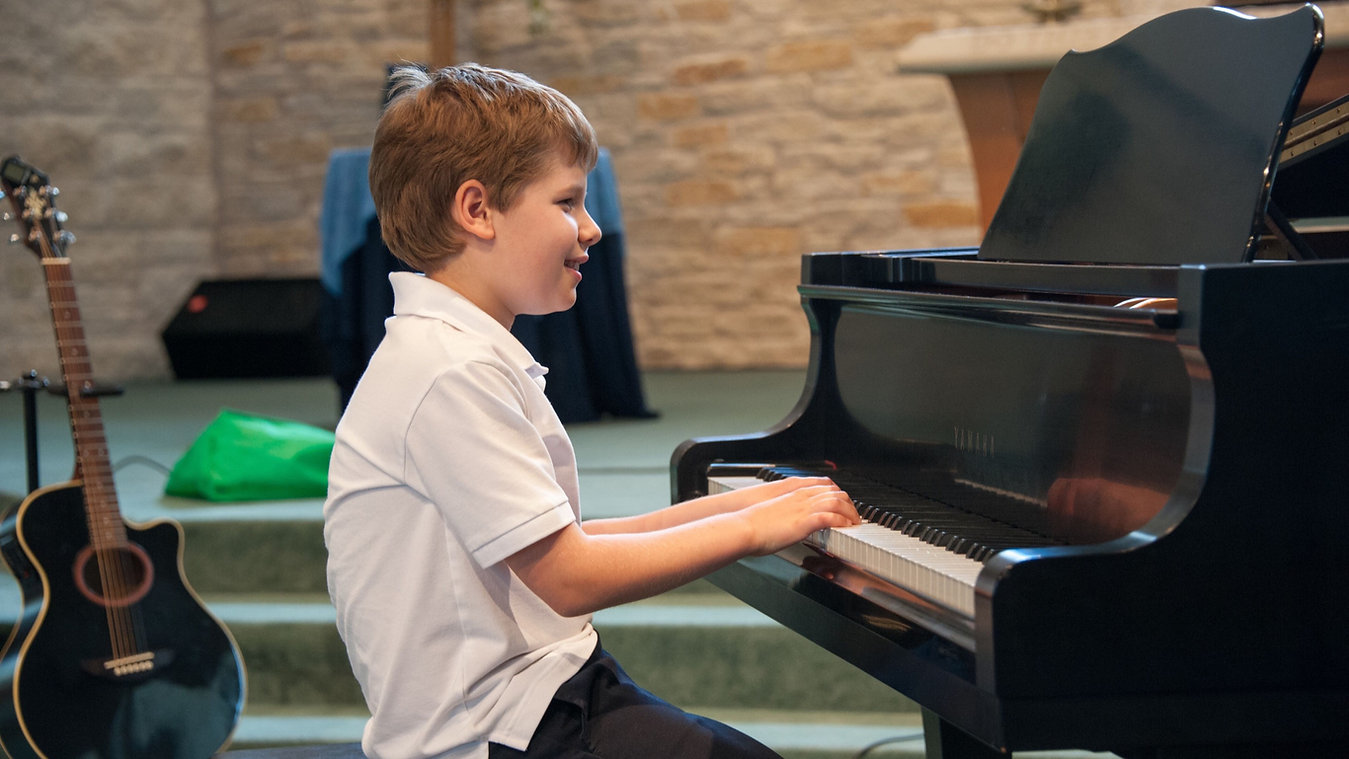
[343,272,542,419]
[341,318,518,443]
[376,312,508,387]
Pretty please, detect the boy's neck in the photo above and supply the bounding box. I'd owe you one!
[426,256,515,330]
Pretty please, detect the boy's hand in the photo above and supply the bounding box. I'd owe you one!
[708,475,840,512]
[737,478,858,556]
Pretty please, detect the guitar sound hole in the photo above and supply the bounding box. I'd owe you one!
[73,543,154,607]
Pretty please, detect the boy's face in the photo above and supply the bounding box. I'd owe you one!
[487,152,601,323]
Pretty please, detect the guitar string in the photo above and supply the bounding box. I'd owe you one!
[27,184,151,666]
[86,471,130,659]
[48,267,146,664]
[88,467,138,659]
[96,450,150,658]
[61,314,132,660]
[79,372,141,660]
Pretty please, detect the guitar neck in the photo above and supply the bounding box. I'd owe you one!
[2,155,127,548]
[40,257,126,549]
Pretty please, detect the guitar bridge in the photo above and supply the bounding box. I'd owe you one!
[82,649,175,680]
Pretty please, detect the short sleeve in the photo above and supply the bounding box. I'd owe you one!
[404,360,575,568]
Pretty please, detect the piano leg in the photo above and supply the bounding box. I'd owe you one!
[921,710,1005,758]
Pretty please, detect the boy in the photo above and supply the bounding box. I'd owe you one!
[324,63,858,759]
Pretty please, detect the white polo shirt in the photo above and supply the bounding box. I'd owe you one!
[324,272,598,759]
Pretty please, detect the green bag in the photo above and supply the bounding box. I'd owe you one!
[165,409,335,502]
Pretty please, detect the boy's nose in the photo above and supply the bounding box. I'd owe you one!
[579,208,602,248]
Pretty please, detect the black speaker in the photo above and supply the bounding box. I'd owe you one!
[162,278,331,379]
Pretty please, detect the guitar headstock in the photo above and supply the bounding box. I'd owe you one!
[1,155,74,261]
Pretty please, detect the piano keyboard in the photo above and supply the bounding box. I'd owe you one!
[815,508,984,618]
[709,467,1058,620]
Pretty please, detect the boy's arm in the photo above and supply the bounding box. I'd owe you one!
[580,476,840,535]
[506,478,857,617]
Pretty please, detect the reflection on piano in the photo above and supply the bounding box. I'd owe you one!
[672,5,1349,757]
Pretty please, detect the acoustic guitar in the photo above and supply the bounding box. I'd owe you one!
[0,156,245,759]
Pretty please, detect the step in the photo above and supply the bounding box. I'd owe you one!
[203,594,919,714]
[215,597,935,757]
[220,712,1118,758]
[222,713,933,758]
[0,591,926,737]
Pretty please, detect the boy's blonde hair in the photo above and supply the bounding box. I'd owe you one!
[369,63,599,272]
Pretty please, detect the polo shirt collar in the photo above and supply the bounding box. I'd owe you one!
[388,272,547,379]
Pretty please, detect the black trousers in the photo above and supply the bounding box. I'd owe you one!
[488,645,781,759]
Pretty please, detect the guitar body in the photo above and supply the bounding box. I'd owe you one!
[0,482,244,759]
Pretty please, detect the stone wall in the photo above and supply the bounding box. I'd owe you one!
[0,0,216,378]
[1,0,1173,380]
[209,0,425,275]
[482,0,990,368]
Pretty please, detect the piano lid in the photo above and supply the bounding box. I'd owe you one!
[978,4,1324,266]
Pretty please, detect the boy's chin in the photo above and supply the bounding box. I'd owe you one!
[524,299,578,318]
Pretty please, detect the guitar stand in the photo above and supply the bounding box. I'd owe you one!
[3,370,123,495]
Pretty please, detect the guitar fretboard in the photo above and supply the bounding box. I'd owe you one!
[39,245,126,552]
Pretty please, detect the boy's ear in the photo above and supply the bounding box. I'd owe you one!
[452,180,495,241]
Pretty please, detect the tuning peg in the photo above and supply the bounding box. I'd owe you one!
[54,211,68,223]
[59,231,75,245]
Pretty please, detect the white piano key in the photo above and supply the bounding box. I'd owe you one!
[710,475,981,618]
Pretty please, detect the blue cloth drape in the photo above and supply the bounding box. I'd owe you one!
[318,148,654,422]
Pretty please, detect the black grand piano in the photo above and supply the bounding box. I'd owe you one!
[672,5,1349,757]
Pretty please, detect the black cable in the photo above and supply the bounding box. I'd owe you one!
[850,730,926,758]
[111,455,172,476]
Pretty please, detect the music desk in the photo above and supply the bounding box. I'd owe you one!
[900,2,1349,230]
